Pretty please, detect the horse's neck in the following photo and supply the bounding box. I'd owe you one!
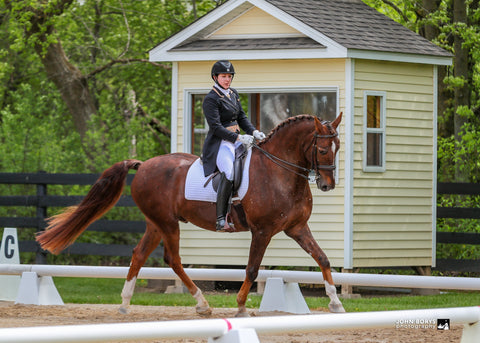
[260,124,310,167]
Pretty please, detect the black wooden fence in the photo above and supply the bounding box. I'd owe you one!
[0,173,478,271]
[436,182,480,272]
[0,172,163,263]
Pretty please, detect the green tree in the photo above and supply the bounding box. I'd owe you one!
[0,0,221,173]
[364,0,480,182]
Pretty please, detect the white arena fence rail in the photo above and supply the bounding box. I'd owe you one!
[1,264,480,290]
[0,306,478,343]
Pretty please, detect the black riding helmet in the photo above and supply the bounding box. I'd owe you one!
[211,60,235,82]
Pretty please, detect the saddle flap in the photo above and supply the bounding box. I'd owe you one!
[185,149,252,203]
[209,145,248,194]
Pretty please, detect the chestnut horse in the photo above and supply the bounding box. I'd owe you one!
[36,114,345,316]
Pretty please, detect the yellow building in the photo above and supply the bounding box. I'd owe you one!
[149,0,452,270]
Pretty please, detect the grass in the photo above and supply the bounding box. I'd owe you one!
[53,277,480,312]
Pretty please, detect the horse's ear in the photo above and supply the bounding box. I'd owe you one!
[331,112,342,130]
[314,116,328,135]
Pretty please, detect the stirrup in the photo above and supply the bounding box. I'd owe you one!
[216,218,226,232]
[216,214,235,232]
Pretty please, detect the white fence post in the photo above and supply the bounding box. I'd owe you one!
[461,320,480,343]
[15,271,64,305]
[258,277,310,314]
[207,328,260,343]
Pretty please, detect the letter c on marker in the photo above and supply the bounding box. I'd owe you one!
[5,235,15,259]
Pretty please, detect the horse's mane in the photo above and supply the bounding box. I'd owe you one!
[258,114,319,147]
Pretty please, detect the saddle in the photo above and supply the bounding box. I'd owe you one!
[205,144,248,197]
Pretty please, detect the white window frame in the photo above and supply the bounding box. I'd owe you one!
[184,86,341,183]
[183,88,210,155]
[363,90,386,172]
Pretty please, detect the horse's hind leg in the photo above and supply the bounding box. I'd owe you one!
[285,224,345,313]
[162,223,212,316]
[119,219,162,314]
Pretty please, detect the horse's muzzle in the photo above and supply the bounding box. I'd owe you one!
[317,178,335,192]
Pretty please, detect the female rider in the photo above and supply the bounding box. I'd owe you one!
[202,60,266,231]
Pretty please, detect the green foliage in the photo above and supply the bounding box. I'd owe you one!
[0,82,84,173]
[0,0,221,174]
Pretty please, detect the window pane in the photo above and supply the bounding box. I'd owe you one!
[367,95,381,128]
[367,132,382,166]
[191,91,337,156]
[260,92,336,133]
[192,94,207,156]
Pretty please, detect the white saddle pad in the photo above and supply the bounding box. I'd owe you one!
[185,149,252,202]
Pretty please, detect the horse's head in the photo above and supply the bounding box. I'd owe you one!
[309,113,342,191]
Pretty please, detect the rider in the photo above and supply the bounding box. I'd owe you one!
[202,60,266,231]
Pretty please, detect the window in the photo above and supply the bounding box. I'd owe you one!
[189,89,338,155]
[363,91,386,172]
[191,94,207,156]
[254,92,337,133]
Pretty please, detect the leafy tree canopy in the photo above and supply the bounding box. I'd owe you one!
[0,0,221,173]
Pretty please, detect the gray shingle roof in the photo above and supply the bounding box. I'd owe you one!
[161,0,451,59]
[266,0,451,57]
[171,37,325,51]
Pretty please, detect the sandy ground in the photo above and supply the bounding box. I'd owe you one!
[0,301,463,342]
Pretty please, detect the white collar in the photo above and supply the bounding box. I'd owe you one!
[214,84,231,97]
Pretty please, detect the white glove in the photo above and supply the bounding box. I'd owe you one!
[253,130,266,141]
[237,134,254,148]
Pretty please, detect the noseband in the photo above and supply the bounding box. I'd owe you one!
[252,129,338,181]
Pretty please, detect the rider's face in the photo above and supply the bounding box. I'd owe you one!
[216,73,233,89]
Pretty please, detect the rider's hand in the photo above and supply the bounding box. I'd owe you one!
[237,134,254,148]
[253,130,266,141]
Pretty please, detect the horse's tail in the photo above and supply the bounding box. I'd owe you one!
[36,159,143,255]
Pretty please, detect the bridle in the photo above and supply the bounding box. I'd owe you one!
[252,127,338,181]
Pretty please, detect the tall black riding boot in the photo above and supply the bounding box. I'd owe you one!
[216,172,234,231]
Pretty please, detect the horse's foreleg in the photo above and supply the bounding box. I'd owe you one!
[285,225,345,313]
[236,232,272,317]
[119,220,162,314]
[162,227,211,316]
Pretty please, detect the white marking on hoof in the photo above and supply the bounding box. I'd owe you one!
[325,281,345,313]
[120,277,136,311]
[193,288,210,308]
[196,306,212,316]
[328,302,346,313]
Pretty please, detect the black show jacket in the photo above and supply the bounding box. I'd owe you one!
[201,87,255,176]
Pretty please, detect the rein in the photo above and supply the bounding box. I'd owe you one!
[252,130,338,181]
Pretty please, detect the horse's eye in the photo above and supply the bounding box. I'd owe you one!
[318,147,328,155]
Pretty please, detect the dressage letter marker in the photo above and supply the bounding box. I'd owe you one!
[0,228,21,301]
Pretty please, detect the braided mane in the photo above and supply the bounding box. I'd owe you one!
[258,114,318,147]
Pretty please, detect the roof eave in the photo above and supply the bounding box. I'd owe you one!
[347,49,453,66]
[150,48,346,62]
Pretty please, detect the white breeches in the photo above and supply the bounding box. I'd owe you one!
[216,140,242,181]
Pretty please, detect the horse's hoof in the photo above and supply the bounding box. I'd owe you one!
[196,306,212,316]
[118,306,129,315]
[328,302,346,313]
[235,311,250,318]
